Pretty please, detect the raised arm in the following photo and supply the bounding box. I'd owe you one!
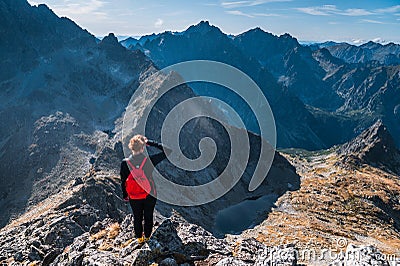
[146,139,172,166]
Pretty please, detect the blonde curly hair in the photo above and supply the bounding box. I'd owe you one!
[128,134,146,152]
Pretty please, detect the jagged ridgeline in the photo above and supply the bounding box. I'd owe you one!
[124,21,400,150]
[1,0,400,265]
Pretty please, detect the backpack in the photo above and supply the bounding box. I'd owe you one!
[125,158,151,199]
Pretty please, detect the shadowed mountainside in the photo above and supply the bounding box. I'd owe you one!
[124,21,400,149]
[0,0,155,227]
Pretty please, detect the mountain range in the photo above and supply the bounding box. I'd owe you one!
[312,41,400,66]
[122,21,400,150]
[1,0,400,265]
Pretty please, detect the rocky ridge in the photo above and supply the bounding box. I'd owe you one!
[241,121,400,265]
[51,215,298,266]
[339,120,400,174]
[125,21,400,149]
[0,128,301,265]
[1,135,397,265]
[125,21,335,150]
[319,41,400,66]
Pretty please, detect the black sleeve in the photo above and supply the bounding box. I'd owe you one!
[120,160,129,199]
[147,140,172,166]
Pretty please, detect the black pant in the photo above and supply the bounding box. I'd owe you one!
[129,195,157,238]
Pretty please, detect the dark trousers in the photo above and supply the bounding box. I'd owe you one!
[129,195,157,238]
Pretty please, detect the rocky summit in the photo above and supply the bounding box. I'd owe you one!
[51,215,298,266]
[1,120,399,265]
[339,120,400,174]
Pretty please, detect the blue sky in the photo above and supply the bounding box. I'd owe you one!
[27,0,400,44]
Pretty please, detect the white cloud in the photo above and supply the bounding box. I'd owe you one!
[253,12,281,17]
[352,39,365,45]
[154,18,164,28]
[222,1,251,8]
[295,5,338,16]
[341,9,372,16]
[226,10,255,18]
[361,19,384,24]
[53,0,107,16]
[351,38,386,45]
[295,7,330,16]
[372,37,386,43]
[250,0,292,5]
[375,5,400,13]
[322,5,337,10]
[221,0,291,8]
[296,5,372,16]
[28,0,111,26]
[225,10,281,18]
[203,3,219,6]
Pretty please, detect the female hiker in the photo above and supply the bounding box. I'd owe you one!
[120,134,171,243]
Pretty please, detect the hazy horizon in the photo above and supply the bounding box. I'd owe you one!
[108,23,399,46]
[27,0,400,45]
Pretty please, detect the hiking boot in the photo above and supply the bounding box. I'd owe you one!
[137,236,145,244]
[144,237,150,242]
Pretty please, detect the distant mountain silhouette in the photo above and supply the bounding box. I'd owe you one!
[233,28,342,109]
[124,22,346,149]
[315,41,400,65]
[123,21,400,149]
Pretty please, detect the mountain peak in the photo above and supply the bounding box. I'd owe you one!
[185,20,222,35]
[280,33,297,41]
[250,27,265,33]
[197,20,210,27]
[119,37,139,48]
[339,120,400,173]
[100,33,119,46]
[239,27,274,38]
[361,41,383,49]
